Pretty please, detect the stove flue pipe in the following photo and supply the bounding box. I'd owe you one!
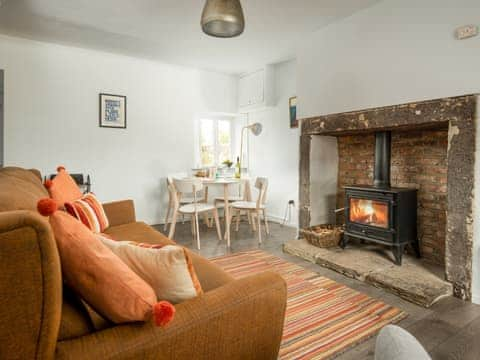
[374,131,391,188]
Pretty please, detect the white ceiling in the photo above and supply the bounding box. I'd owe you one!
[0,0,379,74]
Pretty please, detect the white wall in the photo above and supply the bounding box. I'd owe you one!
[298,0,480,118]
[1,35,237,224]
[296,0,480,301]
[310,136,338,225]
[248,60,298,226]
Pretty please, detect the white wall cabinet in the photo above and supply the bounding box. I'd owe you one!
[238,66,275,112]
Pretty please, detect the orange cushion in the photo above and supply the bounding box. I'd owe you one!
[98,236,203,304]
[65,193,109,233]
[40,200,157,324]
[45,166,82,207]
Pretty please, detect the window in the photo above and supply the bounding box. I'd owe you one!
[198,118,232,167]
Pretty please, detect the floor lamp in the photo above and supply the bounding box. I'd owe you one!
[239,122,262,178]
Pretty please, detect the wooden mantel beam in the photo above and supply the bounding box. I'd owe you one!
[300,94,477,137]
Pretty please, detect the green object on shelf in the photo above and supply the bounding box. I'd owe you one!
[223,159,233,168]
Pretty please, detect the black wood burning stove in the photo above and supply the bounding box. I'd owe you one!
[340,131,420,265]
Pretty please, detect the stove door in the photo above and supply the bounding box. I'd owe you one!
[345,190,396,243]
[349,197,389,229]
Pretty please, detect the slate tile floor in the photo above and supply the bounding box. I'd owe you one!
[156,220,480,360]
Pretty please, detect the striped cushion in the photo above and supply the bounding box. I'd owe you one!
[65,193,109,233]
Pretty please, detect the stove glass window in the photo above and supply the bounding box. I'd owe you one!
[349,198,389,229]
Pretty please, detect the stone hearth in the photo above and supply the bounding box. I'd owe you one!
[298,94,478,300]
[284,238,452,308]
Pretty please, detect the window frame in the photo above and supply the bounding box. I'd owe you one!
[197,117,234,167]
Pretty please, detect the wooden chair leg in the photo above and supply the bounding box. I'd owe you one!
[263,209,270,235]
[195,213,201,250]
[164,201,172,231]
[257,211,262,244]
[251,212,257,232]
[247,212,256,232]
[191,214,196,236]
[168,210,178,239]
[224,206,233,240]
[236,209,241,232]
[203,213,211,228]
[203,187,209,203]
[213,209,223,241]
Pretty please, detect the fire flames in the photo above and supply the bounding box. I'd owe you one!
[349,198,389,229]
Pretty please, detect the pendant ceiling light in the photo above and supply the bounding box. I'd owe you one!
[201,0,245,38]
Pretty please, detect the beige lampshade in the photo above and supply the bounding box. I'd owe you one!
[247,123,262,136]
[201,0,245,38]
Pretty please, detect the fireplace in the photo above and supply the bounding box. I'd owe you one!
[299,94,477,300]
[341,131,420,265]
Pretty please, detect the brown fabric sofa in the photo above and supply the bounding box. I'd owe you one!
[0,167,287,360]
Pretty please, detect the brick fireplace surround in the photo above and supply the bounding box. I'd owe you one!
[336,129,448,265]
[299,94,478,300]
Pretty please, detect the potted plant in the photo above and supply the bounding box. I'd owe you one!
[222,160,233,168]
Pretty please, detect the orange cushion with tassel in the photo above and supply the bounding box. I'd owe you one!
[44,166,83,208]
[37,198,175,326]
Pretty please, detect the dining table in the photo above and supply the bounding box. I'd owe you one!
[200,177,251,247]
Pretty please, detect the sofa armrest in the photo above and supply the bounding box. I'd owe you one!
[56,271,287,360]
[0,211,62,360]
[102,200,136,227]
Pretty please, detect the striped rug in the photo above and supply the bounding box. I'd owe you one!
[210,250,407,359]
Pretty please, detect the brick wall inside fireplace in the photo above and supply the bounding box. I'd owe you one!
[336,128,448,266]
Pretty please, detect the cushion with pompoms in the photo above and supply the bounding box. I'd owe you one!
[37,197,175,326]
[44,166,83,208]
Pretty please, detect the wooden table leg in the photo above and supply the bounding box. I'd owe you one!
[224,184,231,247]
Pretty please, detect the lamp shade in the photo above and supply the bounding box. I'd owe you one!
[201,0,245,38]
[248,123,262,136]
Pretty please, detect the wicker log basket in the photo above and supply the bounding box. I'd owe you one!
[300,224,345,248]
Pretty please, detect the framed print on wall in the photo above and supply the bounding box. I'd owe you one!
[289,96,298,128]
[99,93,127,128]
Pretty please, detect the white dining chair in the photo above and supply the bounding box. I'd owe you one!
[215,179,253,227]
[230,177,269,244]
[214,179,250,208]
[168,178,222,250]
[164,173,207,231]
